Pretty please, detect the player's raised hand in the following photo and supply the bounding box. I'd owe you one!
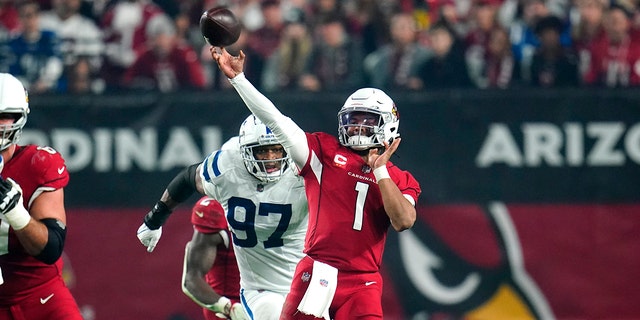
[137,223,162,252]
[211,47,245,79]
[368,138,401,170]
[0,178,30,230]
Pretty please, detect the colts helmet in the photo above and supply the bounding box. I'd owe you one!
[238,114,290,183]
[338,88,399,150]
[0,73,29,151]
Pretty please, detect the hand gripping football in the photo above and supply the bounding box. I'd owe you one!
[200,7,241,47]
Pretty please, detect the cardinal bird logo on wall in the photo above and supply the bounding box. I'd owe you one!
[385,202,554,319]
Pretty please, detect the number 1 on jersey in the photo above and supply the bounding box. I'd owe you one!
[353,182,369,231]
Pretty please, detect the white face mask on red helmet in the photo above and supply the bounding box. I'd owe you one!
[0,74,29,151]
[338,88,400,150]
[238,114,290,183]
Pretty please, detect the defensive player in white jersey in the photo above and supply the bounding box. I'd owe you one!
[137,115,308,320]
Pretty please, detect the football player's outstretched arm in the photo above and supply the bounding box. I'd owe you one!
[137,163,207,252]
[212,47,309,169]
[181,230,243,318]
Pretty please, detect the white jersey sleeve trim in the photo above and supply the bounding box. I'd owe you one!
[230,73,309,170]
[403,194,416,207]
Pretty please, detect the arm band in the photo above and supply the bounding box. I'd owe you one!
[35,218,67,265]
[143,201,172,230]
[374,166,391,183]
[166,164,198,203]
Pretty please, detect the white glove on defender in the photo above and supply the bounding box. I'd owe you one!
[229,302,248,320]
[206,298,247,320]
[136,223,162,252]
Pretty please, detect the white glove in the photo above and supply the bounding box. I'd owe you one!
[137,223,162,252]
[229,302,248,320]
[0,178,30,230]
[205,297,247,319]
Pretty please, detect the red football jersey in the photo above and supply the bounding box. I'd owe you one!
[299,132,421,272]
[0,145,70,304]
[583,34,640,86]
[191,196,240,301]
[123,44,207,91]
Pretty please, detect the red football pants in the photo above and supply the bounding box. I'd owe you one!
[0,277,82,320]
[280,255,383,320]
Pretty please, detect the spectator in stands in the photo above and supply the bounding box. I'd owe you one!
[508,0,572,82]
[349,0,390,56]
[0,0,20,40]
[308,0,348,31]
[409,20,473,89]
[244,0,284,90]
[0,1,63,93]
[65,55,105,93]
[39,0,104,88]
[469,26,519,88]
[430,0,469,38]
[571,0,607,82]
[364,12,429,90]
[464,0,503,69]
[261,8,313,92]
[583,3,640,87]
[299,15,364,92]
[122,14,206,92]
[100,0,168,90]
[529,15,579,87]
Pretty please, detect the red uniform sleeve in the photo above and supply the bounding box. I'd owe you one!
[5,146,70,205]
[388,162,421,204]
[191,196,227,234]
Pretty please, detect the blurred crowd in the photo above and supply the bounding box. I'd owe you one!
[1,0,640,94]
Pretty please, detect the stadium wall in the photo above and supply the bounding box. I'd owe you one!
[27,89,640,319]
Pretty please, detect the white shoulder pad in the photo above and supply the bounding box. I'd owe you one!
[200,149,241,183]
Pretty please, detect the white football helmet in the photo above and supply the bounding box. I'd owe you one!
[0,73,29,151]
[238,115,290,183]
[338,88,399,150]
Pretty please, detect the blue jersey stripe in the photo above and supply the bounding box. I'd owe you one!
[240,288,254,319]
[202,157,211,182]
[212,150,222,177]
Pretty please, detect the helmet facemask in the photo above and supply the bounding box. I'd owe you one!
[239,115,291,183]
[240,142,289,183]
[0,73,30,152]
[338,88,400,150]
[0,112,27,151]
[338,109,383,150]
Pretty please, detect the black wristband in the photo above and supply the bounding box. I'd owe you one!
[144,201,172,230]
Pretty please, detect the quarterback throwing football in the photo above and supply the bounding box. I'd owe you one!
[212,47,421,319]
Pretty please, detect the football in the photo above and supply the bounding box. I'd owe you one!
[199,7,241,47]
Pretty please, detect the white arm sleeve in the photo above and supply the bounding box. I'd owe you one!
[229,73,309,170]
